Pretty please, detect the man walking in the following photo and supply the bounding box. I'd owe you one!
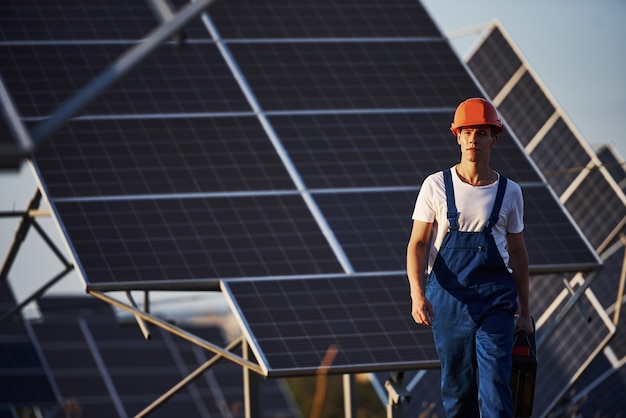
[407,98,533,417]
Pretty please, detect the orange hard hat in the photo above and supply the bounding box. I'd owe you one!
[450,98,503,136]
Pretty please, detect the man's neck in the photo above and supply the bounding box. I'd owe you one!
[455,163,496,186]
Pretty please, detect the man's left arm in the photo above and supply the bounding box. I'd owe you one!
[507,231,533,335]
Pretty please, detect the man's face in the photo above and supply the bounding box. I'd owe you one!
[457,124,497,162]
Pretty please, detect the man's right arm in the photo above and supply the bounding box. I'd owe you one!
[407,220,434,326]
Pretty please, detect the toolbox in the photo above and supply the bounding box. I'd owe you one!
[511,319,537,417]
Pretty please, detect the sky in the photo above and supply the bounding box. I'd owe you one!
[1,0,625,314]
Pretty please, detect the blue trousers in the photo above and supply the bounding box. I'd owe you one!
[426,228,518,418]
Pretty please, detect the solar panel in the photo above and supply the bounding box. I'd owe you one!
[271,113,541,189]
[34,117,293,198]
[222,275,438,377]
[1,1,171,41]
[520,185,600,272]
[208,0,441,39]
[0,43,246,117]
[230,40,478,111]
[597,145,626,192]
[498,72,556,147]
[466,26,522,99]
[530,117,592,196]
[564,169,626,250]
[54,194,342,289]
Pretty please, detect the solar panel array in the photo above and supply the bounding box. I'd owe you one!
[0,0,610,413]
[0,281,57,411]
[0,0,599,293]
[572,243,626,417]
[30,296,300,417]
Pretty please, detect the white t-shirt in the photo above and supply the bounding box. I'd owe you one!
[412,166,524,272]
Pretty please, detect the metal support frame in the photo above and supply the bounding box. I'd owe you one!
[613,235,626,325]
[385,372,411,418]
[0,74,33,169]
[135,336,244,417]
[243,339,261,418]
[343,374,356,418]
[562,277,592,323]
[0,190,75,324]
[89,290,262,373]
[537,270,599,349]
[147,0,187,48]
[88,290,266,416]
[125,291,151,340]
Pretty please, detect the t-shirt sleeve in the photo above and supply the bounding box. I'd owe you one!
[412,175,437,223]
[506,183,525,234]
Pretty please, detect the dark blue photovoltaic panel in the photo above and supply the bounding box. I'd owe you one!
[499,72,555,146]
[0,43,249,117]
[272,112,457,188]
[531,117,592,196]
[272,113,540,190]
[230,41,481,111]
[523,185,599,271]
[209,0,441,39]
[314,190,417,272]
[565,169,626,250]
[54,195,342,288]
[0,0,210,41]
[467,26,522,99]
[35,117,294,198]
[222,275,438,377]
[597,145,626,193]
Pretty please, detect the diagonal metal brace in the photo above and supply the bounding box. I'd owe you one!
[89,290,263,375]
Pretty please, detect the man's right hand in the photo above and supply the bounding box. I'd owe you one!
[411,294,434,326]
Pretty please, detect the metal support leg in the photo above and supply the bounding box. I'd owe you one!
[538,271,598,349]
[343,374,356,418]
[135,337,243,417]
[0,191,42,281]
[385,372,411,418]
[562,278,592,323]
[125,291,151,340]
[0,191,76,324]
[243,339,260,418]
[613,236,626,325]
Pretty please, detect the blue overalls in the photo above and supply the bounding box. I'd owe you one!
[426,169,518,418]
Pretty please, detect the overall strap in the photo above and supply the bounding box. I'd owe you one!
[485,174,508,231]
[443,168,459,230]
